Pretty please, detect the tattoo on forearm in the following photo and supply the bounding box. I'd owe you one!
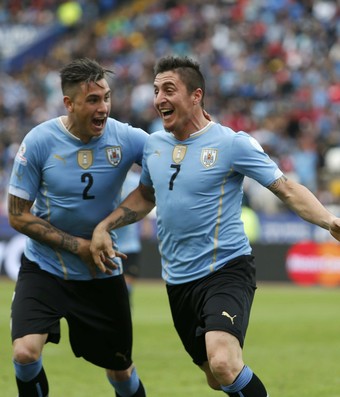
[268,175,288,194]
[61,234,79,252]
[108,206,138,230]
[21,220,79,253]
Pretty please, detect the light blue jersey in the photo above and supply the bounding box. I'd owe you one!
[9,117,148,280]
[115,169,142,254]
[140,121,283,285]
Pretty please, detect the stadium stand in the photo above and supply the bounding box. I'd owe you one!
[1,0,340,219]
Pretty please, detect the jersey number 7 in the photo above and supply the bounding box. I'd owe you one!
[169,164,181,191]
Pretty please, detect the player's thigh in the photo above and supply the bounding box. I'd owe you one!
[67,275,133,370]
[200,256,257,347]
[11,257,62,343]
[166,280,208,365]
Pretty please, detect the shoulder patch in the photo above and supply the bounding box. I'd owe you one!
[15,143,27,166]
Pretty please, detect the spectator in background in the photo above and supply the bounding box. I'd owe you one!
[2,0,340,216]
[292,129,319,193]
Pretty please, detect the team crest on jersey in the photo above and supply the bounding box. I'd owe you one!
[15,142,27,166]
[106,146,122,167]
[77,150,93,169]
[201,148,218,168]
[172,145,187,163]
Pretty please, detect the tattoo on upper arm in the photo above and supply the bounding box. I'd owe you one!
[8,195,79,253]
[8,195,32,216]
[268,175,288,194]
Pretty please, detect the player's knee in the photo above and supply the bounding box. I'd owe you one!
[13,334,46,364]
[208,354,241,385]
[13,343,41,364]
[106,365,133,382]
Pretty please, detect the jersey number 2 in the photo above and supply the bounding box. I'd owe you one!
[169,164,181,190]
[81,173,95,200]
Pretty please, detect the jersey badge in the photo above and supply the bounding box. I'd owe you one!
[201,148,217,168]
[172,145,187,164]
[77,150,93,169]
[106,146,122,167]
[15,143,27,166]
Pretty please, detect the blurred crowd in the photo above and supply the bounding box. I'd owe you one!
[1,0,340,216]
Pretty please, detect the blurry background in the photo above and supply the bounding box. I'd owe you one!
[1,0,340,285]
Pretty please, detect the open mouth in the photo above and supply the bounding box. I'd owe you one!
[93,117,105,128]
[160,109,174,118]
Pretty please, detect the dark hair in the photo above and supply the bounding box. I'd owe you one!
[60,58,113,96]
[154,56,205,106]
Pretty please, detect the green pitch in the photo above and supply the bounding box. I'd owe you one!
[1,278,339,396]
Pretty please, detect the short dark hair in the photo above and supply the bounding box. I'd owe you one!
[154,56,205,106]
[60,58,113,96]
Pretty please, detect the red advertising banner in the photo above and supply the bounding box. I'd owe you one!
[286,241,340,286]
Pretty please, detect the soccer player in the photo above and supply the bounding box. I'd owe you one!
[7,58,148,397]
[90,56,340,397]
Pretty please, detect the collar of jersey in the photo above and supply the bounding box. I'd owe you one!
[184,120,215,139]
[59,116,102,142]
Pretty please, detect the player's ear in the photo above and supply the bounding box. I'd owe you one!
[63,96,74,112]
[193,88,203,105]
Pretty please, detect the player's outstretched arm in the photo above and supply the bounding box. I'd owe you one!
[329,218,340,242]
[91,183,155,272]
[268,176,340,241]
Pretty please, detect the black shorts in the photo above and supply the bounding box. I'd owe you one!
[166,255,257,366]
[122,252,141,278]
[11,255,133,370]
